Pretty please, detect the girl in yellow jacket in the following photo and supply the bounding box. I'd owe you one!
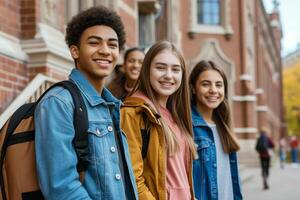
[121,41,197,200]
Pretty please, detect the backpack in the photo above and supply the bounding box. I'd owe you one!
[0,80,89,200]
[255,136,267,153]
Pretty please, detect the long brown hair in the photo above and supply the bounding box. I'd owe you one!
[132,41,197,158]
[189,60,240,153]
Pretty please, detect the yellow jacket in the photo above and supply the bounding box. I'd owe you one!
[121,96,194,200]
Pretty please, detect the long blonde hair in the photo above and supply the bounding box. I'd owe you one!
[133,41,197,158]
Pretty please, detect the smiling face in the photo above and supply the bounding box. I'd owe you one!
[149,50,182,106]
[70,25,119,89]
[193,69,225,112]
[123,50,145,81]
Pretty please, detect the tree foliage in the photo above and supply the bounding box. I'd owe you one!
[283,63,300,136]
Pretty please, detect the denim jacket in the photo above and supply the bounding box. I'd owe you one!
[191,105,243,200]
[35,69,138,199]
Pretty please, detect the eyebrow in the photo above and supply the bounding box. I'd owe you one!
[155,62,181,67]
[201,80,223,83]
[87,35,118,42]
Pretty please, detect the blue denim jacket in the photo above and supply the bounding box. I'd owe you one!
[191,105,243,200]
[35,69,138,199]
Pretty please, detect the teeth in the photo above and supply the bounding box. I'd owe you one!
[206,97,218,101]
[95,60,109,64]
[131,70,140,74]
[160,82,173,86]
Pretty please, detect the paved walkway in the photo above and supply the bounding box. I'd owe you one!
[243,163,300,200]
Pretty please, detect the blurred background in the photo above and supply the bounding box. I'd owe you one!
[0,0,299,199]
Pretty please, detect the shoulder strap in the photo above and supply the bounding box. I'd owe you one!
[141,113,151,159]
[52,81,89,172]
[0,80,89,200]
[36,80,89,172]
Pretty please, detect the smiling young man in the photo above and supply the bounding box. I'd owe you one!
[34,6,138,199]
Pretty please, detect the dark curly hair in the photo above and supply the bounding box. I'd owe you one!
[65,6,126,50]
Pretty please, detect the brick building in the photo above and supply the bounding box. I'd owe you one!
[0,0,284,165]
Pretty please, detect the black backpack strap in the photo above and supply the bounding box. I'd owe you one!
[36,80,89,172]
[0,103,35,165]
[141,113,151,159]
[54,81,89,172]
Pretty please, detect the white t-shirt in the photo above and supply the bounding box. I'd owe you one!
[209,124,234,200]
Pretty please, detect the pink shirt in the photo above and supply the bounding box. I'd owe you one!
[159,106,192,200]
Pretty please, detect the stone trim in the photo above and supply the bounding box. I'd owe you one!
[240,74,253,81]
[190,39,235,81]
[0,32,28,62]
[234,127,258,134]
[255,88,264,94]
[21,23,73,74]
[256,105,268,112]
[232,95,256,102]
[167,0,181,48]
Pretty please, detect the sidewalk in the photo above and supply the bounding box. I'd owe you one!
[242,163,300,200]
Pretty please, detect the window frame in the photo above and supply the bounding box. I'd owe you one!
[189,0,233,35]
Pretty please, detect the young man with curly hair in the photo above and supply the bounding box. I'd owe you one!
[34,6,138,199]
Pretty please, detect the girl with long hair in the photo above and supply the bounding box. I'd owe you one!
[108,47,145,100]
[121,41,197,200]
[189,60,243,200]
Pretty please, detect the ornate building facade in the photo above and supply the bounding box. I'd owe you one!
[0,0,284,165]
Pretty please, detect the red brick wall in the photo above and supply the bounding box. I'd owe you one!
[29,67,68,81]
[0,0,21,37]
[119,9,137,46]
[0,55,28,112]
[20,0,37,39]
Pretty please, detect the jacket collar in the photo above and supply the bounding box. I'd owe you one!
[69,68,121,107]
[123,92,161,124]
[191,104,208,127]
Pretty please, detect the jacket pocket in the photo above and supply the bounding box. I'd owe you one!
[195,140,210,162]
[87,122,113,163]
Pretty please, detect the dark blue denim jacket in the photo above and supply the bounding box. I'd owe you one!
[191,105,243,200]
[35,69,138,199]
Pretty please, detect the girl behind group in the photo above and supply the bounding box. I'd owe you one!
[189,60,243,200]
[121,41,197,200]
[108,47,145,100]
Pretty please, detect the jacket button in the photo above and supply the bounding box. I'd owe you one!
[107,126,113,132]
[213,163,217,168]
[115,174,121,180]
[96,129,101,136]
[110,146,116,153]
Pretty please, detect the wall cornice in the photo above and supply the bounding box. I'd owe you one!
[21,23,73,74]
[0,31,28,62]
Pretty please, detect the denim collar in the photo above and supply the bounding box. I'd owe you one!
[69,68,121,107]
[191,104,208,127]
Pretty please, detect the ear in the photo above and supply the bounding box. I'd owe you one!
[70,45,79,59]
